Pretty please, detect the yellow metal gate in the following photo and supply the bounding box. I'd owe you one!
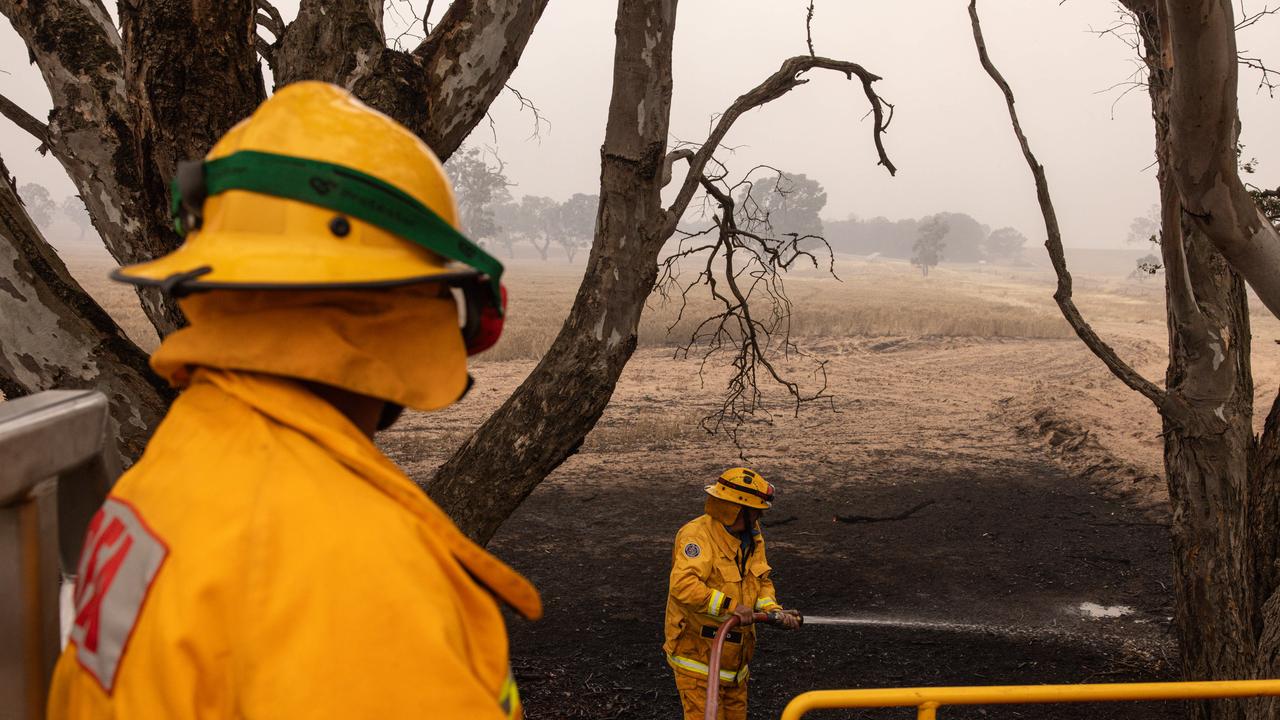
[782,679,1280,719]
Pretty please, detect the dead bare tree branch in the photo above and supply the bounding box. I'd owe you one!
[968,0,1167,411]
[805,1,816,56]
[662,148,696,188]
[663,55,896,239]
[1238,52,1278,96]
[656,168,836,448]
[1236,1,1278,29]
[504,84,552,140]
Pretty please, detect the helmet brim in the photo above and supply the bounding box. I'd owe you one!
[704,484,772,510]
[113,233,482,294]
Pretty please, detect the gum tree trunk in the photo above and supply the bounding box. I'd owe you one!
[273,0,551,160]
[429,0,680,543]
[1128,8,1279,718]
[1,0,265,336]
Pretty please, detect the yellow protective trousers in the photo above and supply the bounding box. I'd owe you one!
[675,672,748,720]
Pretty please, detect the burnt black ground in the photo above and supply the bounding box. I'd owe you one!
[490,453,1178,720]
[380,341,1186,719]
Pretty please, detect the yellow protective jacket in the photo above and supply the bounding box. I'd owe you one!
[664,514,781,686]
[48,288,541,719]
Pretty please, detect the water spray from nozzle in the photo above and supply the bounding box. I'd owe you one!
[801,614,1003,635]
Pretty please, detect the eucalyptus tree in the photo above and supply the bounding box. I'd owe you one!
[0,0,549,459]
[972,2,1280,716]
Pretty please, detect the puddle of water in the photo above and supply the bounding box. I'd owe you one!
[1075,602,1134,619]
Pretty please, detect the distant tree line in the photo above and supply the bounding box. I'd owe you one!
[446,145,598,262]
[675,168,1028,275]
[450,149,1031,270]
[825,212,1027,264]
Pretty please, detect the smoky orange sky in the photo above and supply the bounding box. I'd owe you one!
[1,0,1277,249]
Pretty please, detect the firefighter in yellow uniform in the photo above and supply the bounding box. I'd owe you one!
[47,82,537,719]
[665,467,802,719]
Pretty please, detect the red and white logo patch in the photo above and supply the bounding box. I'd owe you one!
[70,498,168,692]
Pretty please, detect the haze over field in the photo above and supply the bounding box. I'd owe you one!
[3,1,1278,251]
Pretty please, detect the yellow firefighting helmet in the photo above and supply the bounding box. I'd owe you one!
[112,82,506,353]
[705,467,774,510]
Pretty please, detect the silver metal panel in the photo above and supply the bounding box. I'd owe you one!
[0,390,119,719]
[0,391,110,504]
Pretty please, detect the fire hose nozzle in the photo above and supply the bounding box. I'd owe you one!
[759,609,805,627]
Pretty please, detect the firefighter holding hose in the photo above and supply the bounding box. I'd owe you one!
[47,82,537,719]
[665,467,803,719]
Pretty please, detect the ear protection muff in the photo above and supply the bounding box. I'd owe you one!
[458,279,506,356]
[173,160,208,235]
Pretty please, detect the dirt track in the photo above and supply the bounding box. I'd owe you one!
[380,326,1219,719]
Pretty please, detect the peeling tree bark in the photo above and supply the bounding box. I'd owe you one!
[0,157,169,463]
[0,0,264,336]
[1133,11,1280,718]
[1164,0,1280,321]
[1,0,160,328]
[274,0,551,161]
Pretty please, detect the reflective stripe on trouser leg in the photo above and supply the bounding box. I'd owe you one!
[667,654,749,684]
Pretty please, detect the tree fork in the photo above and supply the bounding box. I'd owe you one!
[430,0,896,543]
[1163,0,1280,321]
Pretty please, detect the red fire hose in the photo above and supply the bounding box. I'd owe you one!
[704,610,803,720]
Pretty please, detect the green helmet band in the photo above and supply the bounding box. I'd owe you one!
[169,149,503,305]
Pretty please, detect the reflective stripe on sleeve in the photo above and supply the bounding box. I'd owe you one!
[754,597,779,611]
[666,654,749,685]
[498,670,521,719]
[707,590,725,616]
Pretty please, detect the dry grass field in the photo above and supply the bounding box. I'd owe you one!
[66,246,1083,357]
[57,240,1280,487]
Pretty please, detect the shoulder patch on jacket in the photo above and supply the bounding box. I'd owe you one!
[683,542,701,558]
[70,497,169,693]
